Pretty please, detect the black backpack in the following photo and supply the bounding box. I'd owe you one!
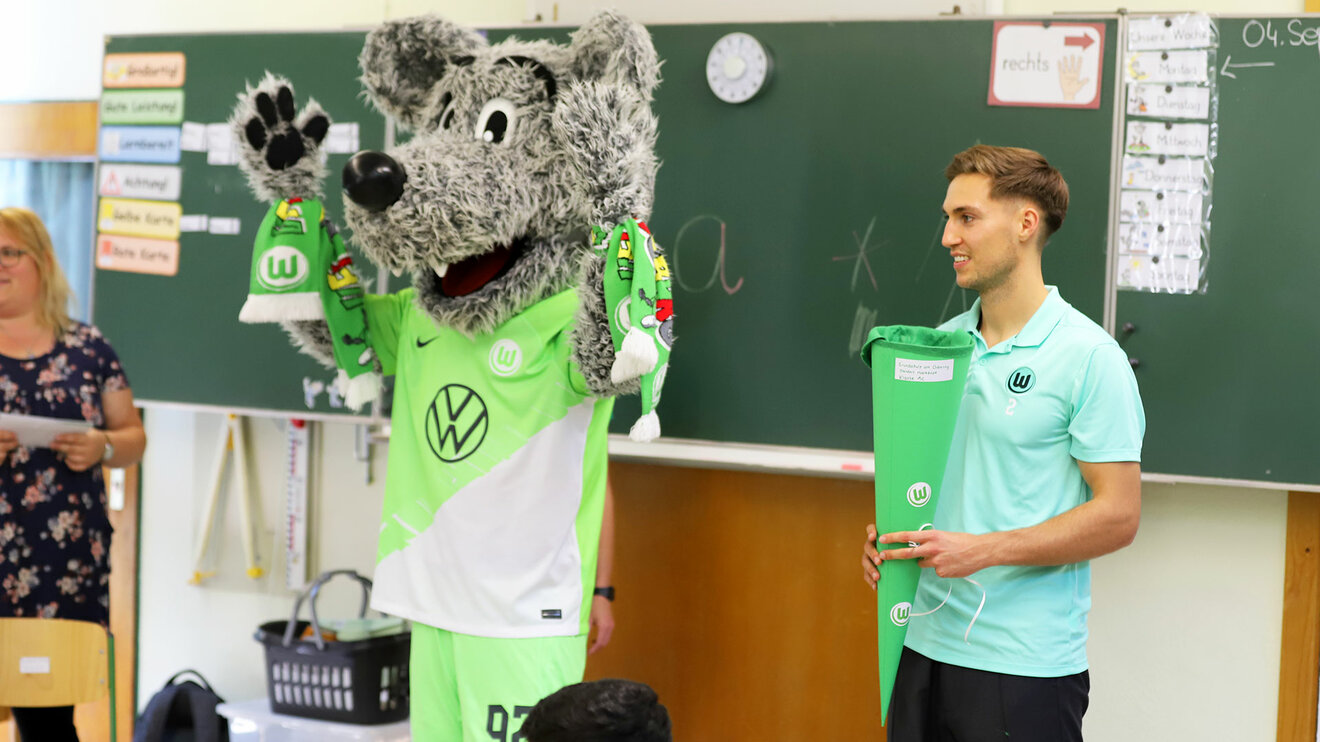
[133,670,229,742]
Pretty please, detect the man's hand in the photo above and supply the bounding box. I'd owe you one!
[51,430,106,473]
[862,524,882,590]
[0,430,17,460]
[588,594,615,655]
[877,528,996,579]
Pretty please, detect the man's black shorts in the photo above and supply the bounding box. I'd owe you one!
[888,647,1090,742]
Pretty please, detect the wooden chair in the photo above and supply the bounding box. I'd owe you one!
[0,618,116,742]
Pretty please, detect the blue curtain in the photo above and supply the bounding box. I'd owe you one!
[0,160,95,322]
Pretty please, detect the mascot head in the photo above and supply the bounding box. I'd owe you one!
[342,12,661,336]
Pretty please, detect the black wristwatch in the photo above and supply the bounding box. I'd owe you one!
[593,586,615,602]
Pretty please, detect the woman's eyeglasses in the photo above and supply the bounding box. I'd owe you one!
[0,247,27,268]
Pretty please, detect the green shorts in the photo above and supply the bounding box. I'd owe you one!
[409,624,587,742]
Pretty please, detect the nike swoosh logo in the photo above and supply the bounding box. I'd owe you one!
[416,336,440,348]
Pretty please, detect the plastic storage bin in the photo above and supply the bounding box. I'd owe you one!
[217,698,410,741]
[255,570,410,725]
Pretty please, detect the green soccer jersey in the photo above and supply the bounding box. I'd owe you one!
[363,288,614,638]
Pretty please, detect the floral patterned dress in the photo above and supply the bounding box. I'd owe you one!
[0,322,128,626]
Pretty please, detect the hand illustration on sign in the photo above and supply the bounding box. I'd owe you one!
[1058,55,1089,101]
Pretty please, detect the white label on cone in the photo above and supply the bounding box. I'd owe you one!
[895,358,955,382]
[890,602,912,627]
[20,657,51,674]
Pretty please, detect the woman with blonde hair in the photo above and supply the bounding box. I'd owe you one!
[0,207,146,742]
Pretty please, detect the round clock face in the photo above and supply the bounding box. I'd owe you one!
[706,32,771,104]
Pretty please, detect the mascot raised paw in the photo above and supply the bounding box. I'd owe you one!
[230,13,670,740]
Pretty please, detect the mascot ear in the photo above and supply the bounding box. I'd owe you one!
[360,16,488,131]
[567,11,661,99]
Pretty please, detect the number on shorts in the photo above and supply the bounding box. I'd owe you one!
[487,704,535,741]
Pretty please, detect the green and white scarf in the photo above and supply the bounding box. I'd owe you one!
[239,198,379,410]
[592,219,673,442]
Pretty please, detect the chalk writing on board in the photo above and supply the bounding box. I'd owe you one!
[849,302,879,358]
[301,376,345,409]
[672,215,744,295]
[831,216,881,292]
[915,214,950,283]
[1241,18,1320,51]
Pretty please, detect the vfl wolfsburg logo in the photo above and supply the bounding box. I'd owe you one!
[256,246,310,291]
[906,482,932,508]
[1007,367,1036,394]
[489,339,522,377]
[890,602,911,627]
[425,384,489,463]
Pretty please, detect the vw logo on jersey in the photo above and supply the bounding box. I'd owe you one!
[890,602,911,627]
[907,482,932,508]
[489,339,522,377]
[1007,367,1036,394]
[255,246,309,291]
[425,384,489,463]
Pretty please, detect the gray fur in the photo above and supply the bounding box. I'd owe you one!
[229,73,329,202]
[232,12,663,397]
[567,11,662,98]
[551,81,658,227]
[359,17,489,131]
[572,249,639,396]
[282,320,336,368]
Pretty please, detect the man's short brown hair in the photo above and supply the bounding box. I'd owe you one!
[945,145,1069,241]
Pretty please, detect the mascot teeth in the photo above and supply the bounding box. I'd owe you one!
[431,260,449,278]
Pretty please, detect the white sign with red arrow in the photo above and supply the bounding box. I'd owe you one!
[989,21,1105,109]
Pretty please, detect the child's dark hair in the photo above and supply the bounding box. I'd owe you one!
[520,679,672,742]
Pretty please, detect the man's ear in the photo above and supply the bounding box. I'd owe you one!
[360,16,487,131]
[1018,203,1042,246]
[567,11,661,100]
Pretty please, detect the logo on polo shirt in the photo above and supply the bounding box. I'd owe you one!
[890,602,911,626]
[1007,367,1036,394]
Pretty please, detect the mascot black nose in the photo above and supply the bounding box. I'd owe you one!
[342,151,406,213]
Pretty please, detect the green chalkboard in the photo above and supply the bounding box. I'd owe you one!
[1116,16,1320,486]
[498,19,1118,451]
[94,32,381,416]
[95,20,1117,441]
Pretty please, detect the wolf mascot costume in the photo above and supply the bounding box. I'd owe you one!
[230,13,668,739]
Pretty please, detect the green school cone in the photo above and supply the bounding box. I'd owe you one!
[861,325,974,725]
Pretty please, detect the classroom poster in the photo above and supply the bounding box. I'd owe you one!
[988,21,1105,108]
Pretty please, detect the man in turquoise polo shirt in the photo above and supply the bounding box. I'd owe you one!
[861,145,1145,741]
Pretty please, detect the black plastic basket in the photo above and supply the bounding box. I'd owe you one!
[254,570,410,725]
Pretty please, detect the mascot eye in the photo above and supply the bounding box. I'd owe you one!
[475,98,518,145]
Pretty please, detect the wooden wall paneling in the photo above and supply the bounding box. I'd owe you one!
[0,102,99,159]
[588,462,885,741]
[1278,490,1320,742]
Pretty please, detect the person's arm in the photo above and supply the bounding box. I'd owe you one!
[871,460,1140,579]
[51,387,146,472]
[589,477,616,655]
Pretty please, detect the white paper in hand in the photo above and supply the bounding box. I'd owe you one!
[0,412,93,447]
